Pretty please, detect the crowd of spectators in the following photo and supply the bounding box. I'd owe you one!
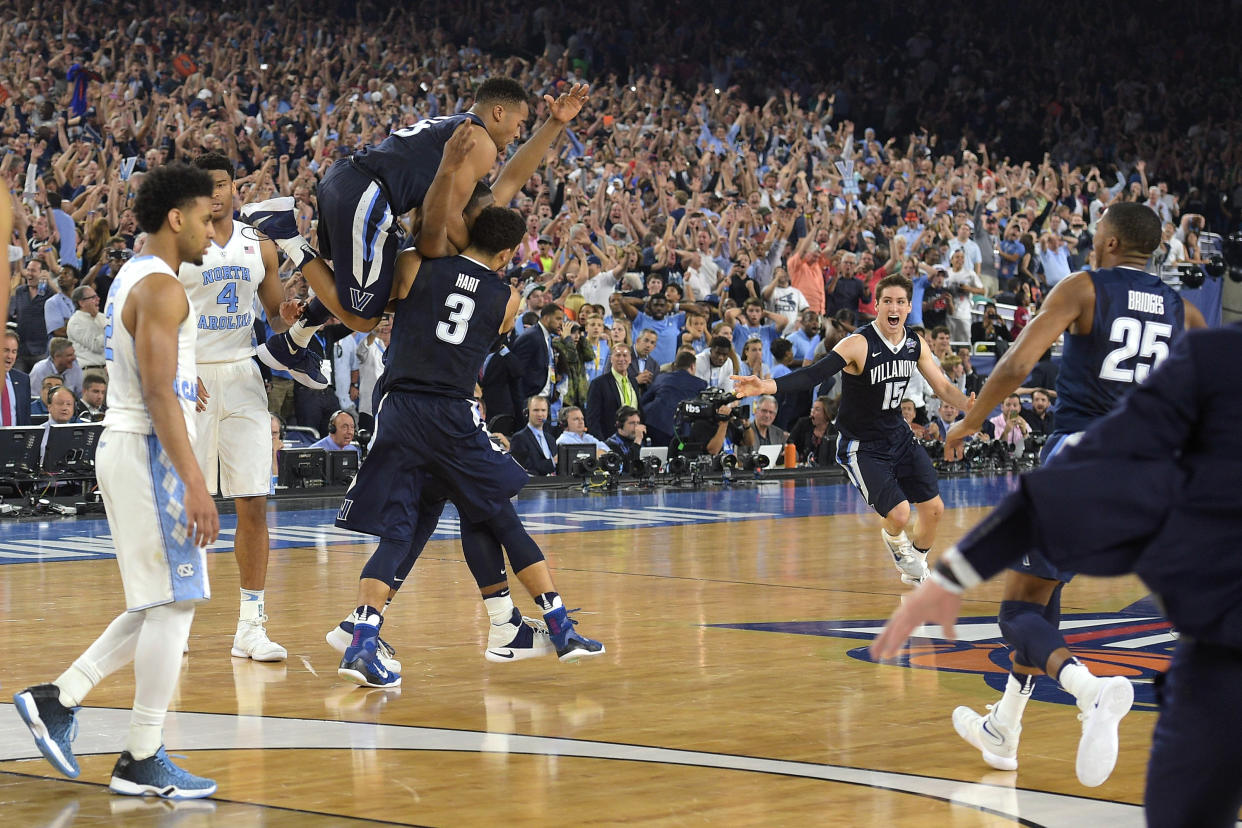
[3,0,1238,469]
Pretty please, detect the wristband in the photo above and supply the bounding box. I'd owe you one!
[929,562,965,595]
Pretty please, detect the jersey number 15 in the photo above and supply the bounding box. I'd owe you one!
[1099,318,1172,383]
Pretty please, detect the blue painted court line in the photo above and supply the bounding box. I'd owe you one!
[0,476,1021,565]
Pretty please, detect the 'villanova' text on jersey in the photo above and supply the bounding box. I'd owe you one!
[351,113,487,215]
[382,254,511,399]
[836,323,923,443]
[1055,266,1185,434]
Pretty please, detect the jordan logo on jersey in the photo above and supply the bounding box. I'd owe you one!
[349,288,374,311]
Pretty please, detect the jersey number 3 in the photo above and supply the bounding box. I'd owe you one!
[435,293,476,345]
[1100,318,1171,383]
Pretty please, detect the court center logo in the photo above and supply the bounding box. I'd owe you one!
[710,597,1173,711]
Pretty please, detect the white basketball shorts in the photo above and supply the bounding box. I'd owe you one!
[194,359,273,498]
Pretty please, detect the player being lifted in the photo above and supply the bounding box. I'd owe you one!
[242,78,589,388]
[732,275,975,585]
[941,202,1204,787]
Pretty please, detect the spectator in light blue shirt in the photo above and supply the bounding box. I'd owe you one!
[1037,233,1072,287]
[308,410,361,454]
[786,309,823,365]
[554,406,609,452]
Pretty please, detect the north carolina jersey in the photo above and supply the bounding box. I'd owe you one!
[382,254,511,399]
[102,254,199,437]
[178,220,265,363]
[350,113,486,214]
[1054,266,1185,434]
[835,323,923,443]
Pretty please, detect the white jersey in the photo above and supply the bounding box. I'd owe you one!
[178,220,265,363]
[102,254,199,437]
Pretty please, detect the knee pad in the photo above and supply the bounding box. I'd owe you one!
[999,600,1067,673]
[459,518,507,589]
[1042,582,1064,627]
[487,501,545,573]
[392,496,448,588]
[360,537,414,588]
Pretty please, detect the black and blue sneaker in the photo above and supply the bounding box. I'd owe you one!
[543,606,606,663]
[338,620,402,688]
[325,611,402,672]
[13,684,81,778]
[109,746,217,799]
[257,331,329,389]
[238,197,314,265]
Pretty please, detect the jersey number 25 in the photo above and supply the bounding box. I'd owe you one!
[1099,318,1172,383]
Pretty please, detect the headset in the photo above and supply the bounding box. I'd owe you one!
[328,409,354,435]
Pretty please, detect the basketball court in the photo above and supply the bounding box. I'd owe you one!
[0,475,1177,825]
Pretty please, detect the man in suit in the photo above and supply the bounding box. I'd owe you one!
[628,328,660,394]
[508,304,564,417]
[639,350,707,449]
[509,395,557,476]
[2,331,32,426]
[586,343,638,440]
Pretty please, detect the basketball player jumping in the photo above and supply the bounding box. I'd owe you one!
[733,274,976,585]
[941,202,1204,787]
[242,78,589,388]
[14,163,221,798]
[178,152,300,662]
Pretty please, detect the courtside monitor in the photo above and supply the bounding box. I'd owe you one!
[42,423,103,479]
[328,450,359,486]
[277,448,327,488]
[0,427,43,481]
[557,444,597,478]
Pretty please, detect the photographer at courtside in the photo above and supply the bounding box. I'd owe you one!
[672,385,756,458]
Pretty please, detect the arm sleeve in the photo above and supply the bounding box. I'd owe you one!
[773,350,847,394]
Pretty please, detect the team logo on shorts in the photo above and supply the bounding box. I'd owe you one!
[176,563,195,578]
[708,597,1173,711]
[349,288,375,311]
[337,499,353,521]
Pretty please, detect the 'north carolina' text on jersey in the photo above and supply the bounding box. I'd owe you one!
[350,113,486,215]
[835,323,923,443]
[1055,266,1185,434]
[177,220,264,363]
[382,254,510,399]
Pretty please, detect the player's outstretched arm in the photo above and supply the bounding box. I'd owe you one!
[492,84,589,205]
[734,333,863,398]
[128,273,219,548]
[870,578,964,660]
[946,273,1091,451]
[916,338,973,412]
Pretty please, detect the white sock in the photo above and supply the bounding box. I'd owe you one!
[240,588,264,622]
[484,592,516,626]
[882,528,908,543]
[126,603,196,760]
[56,609,145,707]
[288,318,321,348]
[1057,661,1103,710]
[992,673,1035,728]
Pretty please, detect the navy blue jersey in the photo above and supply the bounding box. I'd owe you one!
[383,254,511,399]
[836,323,923,443]
[1055,266,1185,434]
[351,113,486,214]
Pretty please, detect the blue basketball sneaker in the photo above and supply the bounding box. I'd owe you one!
[338,619,402,688]
[543,606,605,663]
[109,746,217,799]
[13,684,81,778]
[326,612,402,672]
[257,331,328,389]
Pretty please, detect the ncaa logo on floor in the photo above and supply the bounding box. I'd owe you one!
[710,597,1173,711]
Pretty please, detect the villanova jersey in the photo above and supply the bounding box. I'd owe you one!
[351,113,487,214]
[1055,266,1185,434]
[177,220,264,363]
[836,323,923,443]
[383,254,511,399]
[103,255,199,437]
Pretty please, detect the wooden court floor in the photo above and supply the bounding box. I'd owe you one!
[0,477,1191,826]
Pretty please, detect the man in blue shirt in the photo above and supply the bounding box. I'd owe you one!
[613,292,687,366]
[726,299,787,367]
[309,410,361,454]
[787,309,823,365]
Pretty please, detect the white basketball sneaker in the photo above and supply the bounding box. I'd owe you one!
[485,609,556,662]
[953,704,1020,771]
[882,530,928,585]
[232,617,288,662]
[1075,676,1134,787]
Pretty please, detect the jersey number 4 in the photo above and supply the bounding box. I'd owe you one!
[216,282,240,314]
[1099,318,1172,383]
[435,293,476,345]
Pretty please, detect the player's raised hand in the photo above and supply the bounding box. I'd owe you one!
[730,375,776,397]
[870,580,963,660]
[441,121,477,172]
[545,83,590,124]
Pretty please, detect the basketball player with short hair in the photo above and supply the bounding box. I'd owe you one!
[941,202,1205,786]
[242,78,589,388]
[14,163,220,798]
[179,152,297,662]
[333,205,604,688]
[733,274,976,585]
